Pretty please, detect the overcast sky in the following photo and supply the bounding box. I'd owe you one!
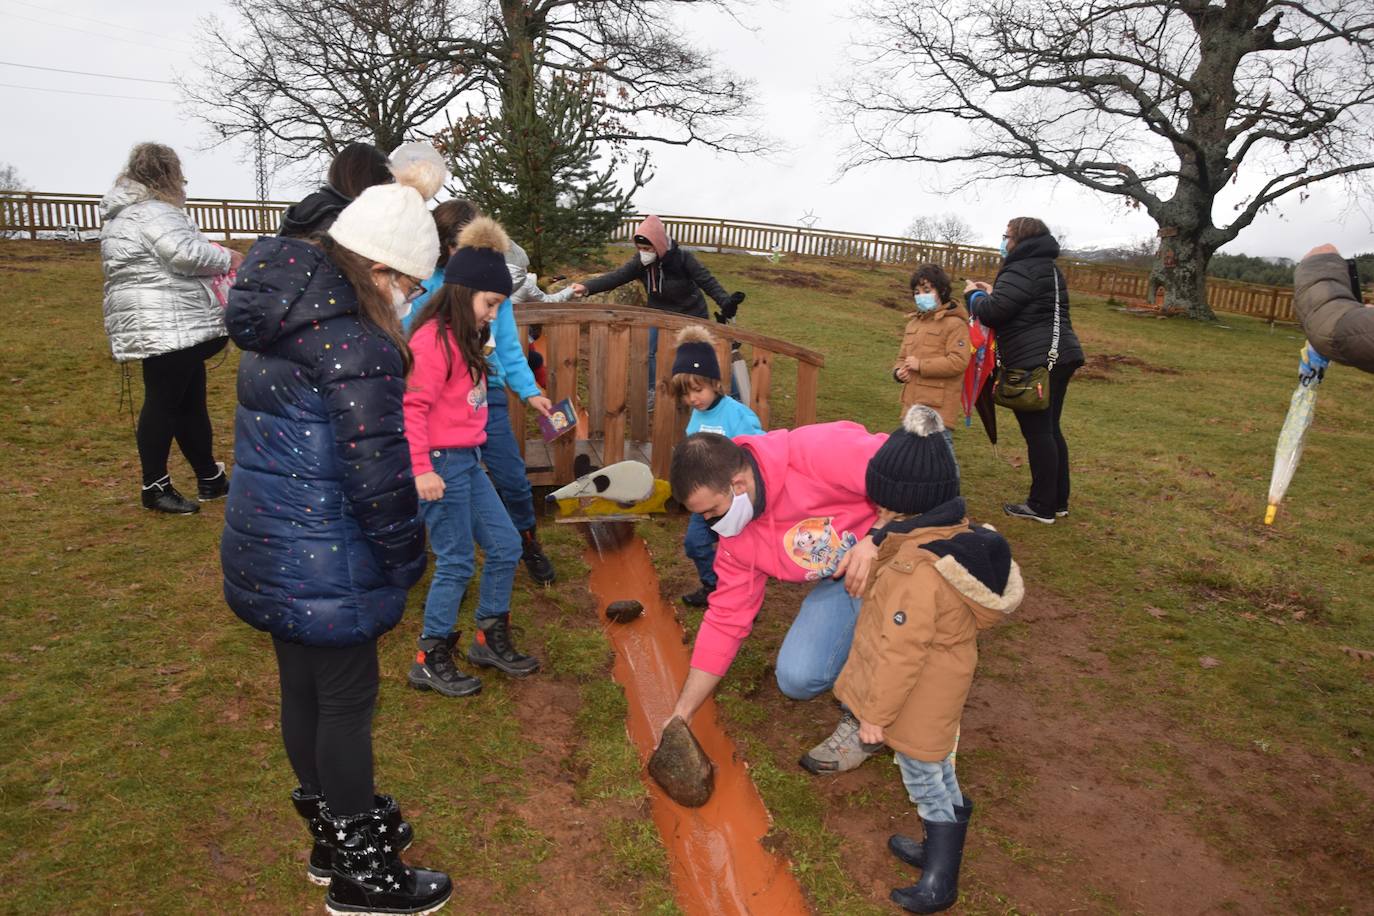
[3,0,1370,258]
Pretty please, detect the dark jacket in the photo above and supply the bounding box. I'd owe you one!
[1294,252,1374,374]
[966,234,1084,370]
[221,236,426,647]
[582,241,731,319]
[278,186,352,238]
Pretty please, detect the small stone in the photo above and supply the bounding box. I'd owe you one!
[605,600,643,624]
[648,716,715,808]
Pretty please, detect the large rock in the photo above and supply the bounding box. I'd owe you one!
[605,599,643,623]
[648,716,715,807]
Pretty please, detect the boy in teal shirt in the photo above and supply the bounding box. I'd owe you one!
[670,326,764,606]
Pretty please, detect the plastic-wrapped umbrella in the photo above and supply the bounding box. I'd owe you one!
[1265,344,1330,525]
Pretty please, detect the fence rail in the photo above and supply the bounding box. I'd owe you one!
[3,190,1355,323]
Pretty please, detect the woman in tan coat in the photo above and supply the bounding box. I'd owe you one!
[894,264,971,461]
[831,406,1023,913]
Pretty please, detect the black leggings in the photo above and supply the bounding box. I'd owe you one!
[1013,361,1081,517]
[273,638,379,817]
[137,336,228,486]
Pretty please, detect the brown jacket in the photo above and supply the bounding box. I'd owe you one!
[895,303,972,427]
[834,504,1023,762]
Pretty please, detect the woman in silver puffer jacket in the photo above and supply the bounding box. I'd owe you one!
[100,142,243,514]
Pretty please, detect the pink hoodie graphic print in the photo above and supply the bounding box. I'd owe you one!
[690,422,888,676]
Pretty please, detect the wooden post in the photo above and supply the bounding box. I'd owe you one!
[602,324,630,464]
[221,200,232,241]
[508,385,526,461]
[628,326,650,442]
[650,328,679,479]
[547,323,580,483]
[794,361,819,427]
[26,193,37,240]
[750,348,772,428]
[587,323,608,437]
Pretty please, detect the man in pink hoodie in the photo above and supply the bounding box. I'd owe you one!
[667,422,890,773]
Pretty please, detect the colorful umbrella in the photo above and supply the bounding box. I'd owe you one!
[1265,344,1330,525]
[962,319,997,444]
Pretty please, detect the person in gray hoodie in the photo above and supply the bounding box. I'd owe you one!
[100,142,242,514]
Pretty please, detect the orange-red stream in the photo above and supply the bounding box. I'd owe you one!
[586,535,810,915]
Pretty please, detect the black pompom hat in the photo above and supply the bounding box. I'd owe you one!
[865,405,960,515]
[442,216,514,296]
[671,340,721,380]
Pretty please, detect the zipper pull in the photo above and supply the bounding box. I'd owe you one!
[1036,382,1043,399]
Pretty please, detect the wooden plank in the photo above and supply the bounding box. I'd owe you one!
[587,323,608,437]
[650,330,680,479]
[602,325,630,464]
[750,348,772,429]
[794,361,819,427]
[546,323,580,483]
[628,326,650,441]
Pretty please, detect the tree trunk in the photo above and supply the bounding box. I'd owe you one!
[1147,229,1215,320]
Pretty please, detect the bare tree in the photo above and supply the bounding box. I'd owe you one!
[836,0,1374,319]
[372,0,767,154]
[905,211,977,244]
[0,162,25,194]
[180,0,475,168]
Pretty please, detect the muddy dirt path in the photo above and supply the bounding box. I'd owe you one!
[586,537,810,916]
[740,583,1374,913]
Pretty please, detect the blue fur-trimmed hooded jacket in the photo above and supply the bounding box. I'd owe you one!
[220,236,426,647]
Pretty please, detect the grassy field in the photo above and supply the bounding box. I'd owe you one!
[2,238,1372,914]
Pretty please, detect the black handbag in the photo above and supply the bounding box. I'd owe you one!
[992,267,1060,412]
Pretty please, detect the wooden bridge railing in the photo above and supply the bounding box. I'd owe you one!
[4,191,1361,323]
[509,303,824,485]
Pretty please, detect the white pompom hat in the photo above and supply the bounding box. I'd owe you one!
[327,141,447,280]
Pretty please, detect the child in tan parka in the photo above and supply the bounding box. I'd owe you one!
[894,264,971,435]
[833,404,1023,914]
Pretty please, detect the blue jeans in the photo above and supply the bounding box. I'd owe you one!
[420,447,522,639]
[895,750,963,823]
[482,386,536,532]
[684,513,718,588]
[774,577,862,700]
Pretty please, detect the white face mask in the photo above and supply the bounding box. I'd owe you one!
[390,282,413,320]
[708,489,754,537]
[639,250,657,265]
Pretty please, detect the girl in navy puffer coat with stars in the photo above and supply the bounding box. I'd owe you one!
[221,152,454,916]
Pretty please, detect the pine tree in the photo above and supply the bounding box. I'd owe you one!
[438,40,650,275]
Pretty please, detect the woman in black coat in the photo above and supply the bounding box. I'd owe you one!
[965,217,1085,524]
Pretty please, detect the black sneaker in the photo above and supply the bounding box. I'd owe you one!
[408,634,482,698]
[197,462,230,502]
[468,614,540,677]
[1003,503,1055,525]
[141,477,199,515]
[519,527,556,585]
[681,584,714,608]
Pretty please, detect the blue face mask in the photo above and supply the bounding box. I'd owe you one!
[913,291,940,312]
[998,237,1009,258]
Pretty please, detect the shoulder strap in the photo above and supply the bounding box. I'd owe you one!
[1048,267,1061,371]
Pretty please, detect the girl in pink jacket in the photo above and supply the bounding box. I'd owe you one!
[404,218,539,698]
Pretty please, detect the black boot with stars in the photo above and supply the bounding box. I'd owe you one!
[323,803,451,915]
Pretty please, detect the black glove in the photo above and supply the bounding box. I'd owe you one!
[716,291,745,322]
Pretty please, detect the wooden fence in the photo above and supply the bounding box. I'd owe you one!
[509,303,823,485]
[3,190,1357,323]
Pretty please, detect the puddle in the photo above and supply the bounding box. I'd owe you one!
[585,535,810,915]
